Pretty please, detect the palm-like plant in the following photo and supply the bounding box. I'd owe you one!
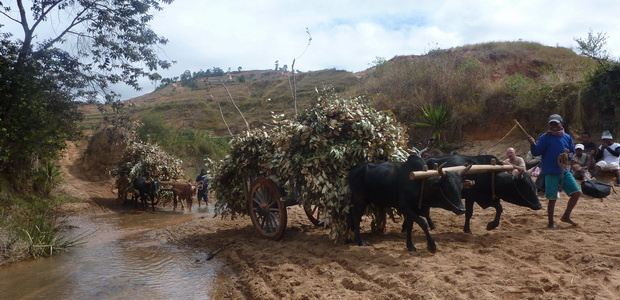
[412,104,450,140]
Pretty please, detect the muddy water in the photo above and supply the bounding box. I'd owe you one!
[0,207,221,300]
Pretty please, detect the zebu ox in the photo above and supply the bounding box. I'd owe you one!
[132,177,160,211]
[349,155,470,253]
[424,154,542,234]
[169,180,197,212]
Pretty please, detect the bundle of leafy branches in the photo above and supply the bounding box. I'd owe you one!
[111,139,185,182]
[211,89,410,241]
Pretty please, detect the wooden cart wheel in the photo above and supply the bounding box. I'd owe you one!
[303,204,324,226]
[248,178,287,240]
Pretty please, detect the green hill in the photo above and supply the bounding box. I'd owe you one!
[83,41,614,163]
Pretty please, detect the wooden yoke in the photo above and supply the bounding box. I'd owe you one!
[409,164,514,180]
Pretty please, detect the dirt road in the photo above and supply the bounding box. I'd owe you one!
[60,139,620,299]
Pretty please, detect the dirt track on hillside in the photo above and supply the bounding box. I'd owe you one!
[59,137,620,299]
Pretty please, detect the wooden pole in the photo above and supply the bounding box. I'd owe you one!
[409,164,514,180]
[513,119,531,138]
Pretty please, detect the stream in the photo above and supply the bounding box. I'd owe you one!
[0,206,221,300]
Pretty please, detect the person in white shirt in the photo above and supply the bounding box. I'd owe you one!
[503,147,526,177]
[592,130,620,186]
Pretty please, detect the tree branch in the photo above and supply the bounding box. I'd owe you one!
[0,10,21,24]
[38,5,93,51]
[211,95,234,137]
[219,79,250,133]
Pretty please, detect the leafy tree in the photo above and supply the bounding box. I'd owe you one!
[369,56,386,67]
[211,67,224,76]
[574,30,612,67]
[0,0,174,179]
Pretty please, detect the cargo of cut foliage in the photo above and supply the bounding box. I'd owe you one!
[111,139,185,182]
[211,89,410,241]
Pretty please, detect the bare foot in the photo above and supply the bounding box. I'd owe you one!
[560,217,578,226]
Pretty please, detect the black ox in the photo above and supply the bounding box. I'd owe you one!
[132,176,160,211]
[424,154,542,234]
[348,155,470,253]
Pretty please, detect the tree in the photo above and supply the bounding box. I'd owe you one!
[0,0,174,178]
[574,30,612,68]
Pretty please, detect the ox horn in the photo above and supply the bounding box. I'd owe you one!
[458,164,473,175]
[437,162,448,177]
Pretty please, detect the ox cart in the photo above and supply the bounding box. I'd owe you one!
[242,159,514,241]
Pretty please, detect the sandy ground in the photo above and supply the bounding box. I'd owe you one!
[58,138,620,300]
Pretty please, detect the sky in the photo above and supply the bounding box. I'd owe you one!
[4,0,620,100]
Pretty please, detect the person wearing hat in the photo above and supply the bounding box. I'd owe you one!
[573,144,588,167]
[527,114,581,228]
[571,144,591,180]
[592,130,620,186]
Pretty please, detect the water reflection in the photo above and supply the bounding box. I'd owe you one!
[0,207,219,300]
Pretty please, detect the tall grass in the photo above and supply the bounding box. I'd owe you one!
[0,192,85,264]
[361,41,596,141]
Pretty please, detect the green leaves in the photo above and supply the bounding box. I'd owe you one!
[211,88,409,241]
[412,103,450,140]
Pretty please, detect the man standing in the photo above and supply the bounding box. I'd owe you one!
[196,168,209,205]
[592,130,620,186]
[528,114,581,228]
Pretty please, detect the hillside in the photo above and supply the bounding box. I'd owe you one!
[80,41,605,162]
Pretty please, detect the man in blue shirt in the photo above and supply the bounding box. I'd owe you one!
[528,114,581,228]
[196,168,209,205]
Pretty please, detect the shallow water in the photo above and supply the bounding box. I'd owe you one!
[0,206,220,300]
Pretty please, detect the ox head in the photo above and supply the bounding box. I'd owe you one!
[497,172,542,210]
[427,163,468,215]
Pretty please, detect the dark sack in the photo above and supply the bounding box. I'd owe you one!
[581,180,612,198]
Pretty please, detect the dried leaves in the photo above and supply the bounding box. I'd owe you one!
[211,88,409,240]
[111,139,185,181]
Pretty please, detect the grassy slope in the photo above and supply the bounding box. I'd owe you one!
[81,41,598,148]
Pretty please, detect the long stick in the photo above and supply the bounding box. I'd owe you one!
[488,123,518,150]
[513,119,531,138]
[220,79,250,133]
[212,95,233,137]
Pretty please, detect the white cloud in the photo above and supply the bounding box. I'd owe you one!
[4,0,620,99]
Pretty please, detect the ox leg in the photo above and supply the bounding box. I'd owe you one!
[486,201,503,231]
[186,194,192,213]
[150,194,157,211]
[173,192,178,212]
[422,206,436,230]
[402,217,416,251]
[349,201,367,246]
[463,198,475,234]
[403,209,436,253]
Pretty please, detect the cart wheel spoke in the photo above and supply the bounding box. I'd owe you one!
[248,178,287,240]
[303,203,325,226]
